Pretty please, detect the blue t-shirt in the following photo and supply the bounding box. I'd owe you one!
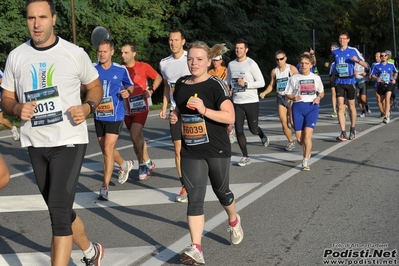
[332,46,364,85]
[371,62,398,84]
[94,62,133,122]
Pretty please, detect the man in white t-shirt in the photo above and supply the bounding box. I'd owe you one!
[159,29,191,203]
[226,38,268,167]
[0,1,104,265]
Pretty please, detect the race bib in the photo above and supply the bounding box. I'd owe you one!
[181,114,209,146]
[276,77,288,93]
[231,72,246,93]
[299,79,316,95]
[95,96,114,117]
[24,86,63,127]
[127,94,147,114]
[380,73,390,83]
[336,63,349,77]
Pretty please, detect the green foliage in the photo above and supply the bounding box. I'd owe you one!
[1,0,399,101]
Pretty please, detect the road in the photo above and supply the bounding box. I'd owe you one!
[1,92,399,266]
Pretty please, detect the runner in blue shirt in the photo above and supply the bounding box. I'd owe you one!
[93,40,134,200]
[371,51,398,124]
[332,31,367,141]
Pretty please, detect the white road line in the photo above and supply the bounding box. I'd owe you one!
[0,246,158,266]
[139,116,398,266]
[0,183,260,213]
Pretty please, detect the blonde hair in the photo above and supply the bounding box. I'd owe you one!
[187,41,229,59]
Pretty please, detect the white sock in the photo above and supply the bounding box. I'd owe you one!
[144,159,151,166]
[120,161,128,171]
[83,242,95,259]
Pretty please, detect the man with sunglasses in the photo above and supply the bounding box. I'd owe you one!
[333,31,367,141]
[260,50,298,151]
[371,51,398,124]
[226,38,267,167]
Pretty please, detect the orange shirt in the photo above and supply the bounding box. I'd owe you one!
[208,66,227,81]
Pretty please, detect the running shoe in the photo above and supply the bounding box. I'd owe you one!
[359,112,365,118]
[118,160,134,184]
[138,164,149,181]
[336,132,347,142]
[146,160,156,178]
[98,186,108,201]
[227,214,244,245]
[260,128,269,147]
[237,157,251,167]
[228,129,236,144]
[285,141,296,151]
[302,158,310,171]
[11,126,20,141]
[331,111,337,118]
[81,243,104,266]
[348,130,356,140]
[175,186,188,203]
[180,244,205,265]
[383,116,390,124]
[138,162,155,181]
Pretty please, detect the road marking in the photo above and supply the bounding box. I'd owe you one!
[0,183,260,213]
[139,116,398,266]
[0,246,158,266]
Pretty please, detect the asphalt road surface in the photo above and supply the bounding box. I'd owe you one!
[1,91,399,266]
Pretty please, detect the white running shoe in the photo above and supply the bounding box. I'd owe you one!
[11,126,20,141]
[228,129,236,144]
[237,157,251,167]
[228,214,244,245]
[180,244,205,265]
[118,160,134,184]
[302,158,310,171]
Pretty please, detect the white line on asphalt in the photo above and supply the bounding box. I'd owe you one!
[0,183,260,213]
[139,116,398,266]
[0,246,159,266]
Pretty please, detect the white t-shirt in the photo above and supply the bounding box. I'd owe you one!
[226,57,265,104]
[1,37,99,147]
[159,51,191,108]
[285,72,324,102]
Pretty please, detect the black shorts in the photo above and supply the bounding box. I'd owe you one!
[356,82,367,95]
[377,83,394,96]
[336,84,356,100]
[94,120,123,137]
[170,119,182,142]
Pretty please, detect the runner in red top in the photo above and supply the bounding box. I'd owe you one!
[121,43,163,181]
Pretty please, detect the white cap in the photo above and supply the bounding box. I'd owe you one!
[212,55,222,60]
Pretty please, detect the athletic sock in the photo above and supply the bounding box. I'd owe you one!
[145,159,152,167]
[120,160,128,171]
[193,243,202,252]
[350,127,355,133]
[229,217,238,227]
[179,177,184,187]
[83,242,96,259]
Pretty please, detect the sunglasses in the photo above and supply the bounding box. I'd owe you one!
[276,57,285,61]
[381,54,388,57]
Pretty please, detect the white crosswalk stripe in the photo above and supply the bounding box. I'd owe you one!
[1,95,397,266]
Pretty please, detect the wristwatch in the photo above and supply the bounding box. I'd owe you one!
[86,101,97,114]
[148,86,154,92]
